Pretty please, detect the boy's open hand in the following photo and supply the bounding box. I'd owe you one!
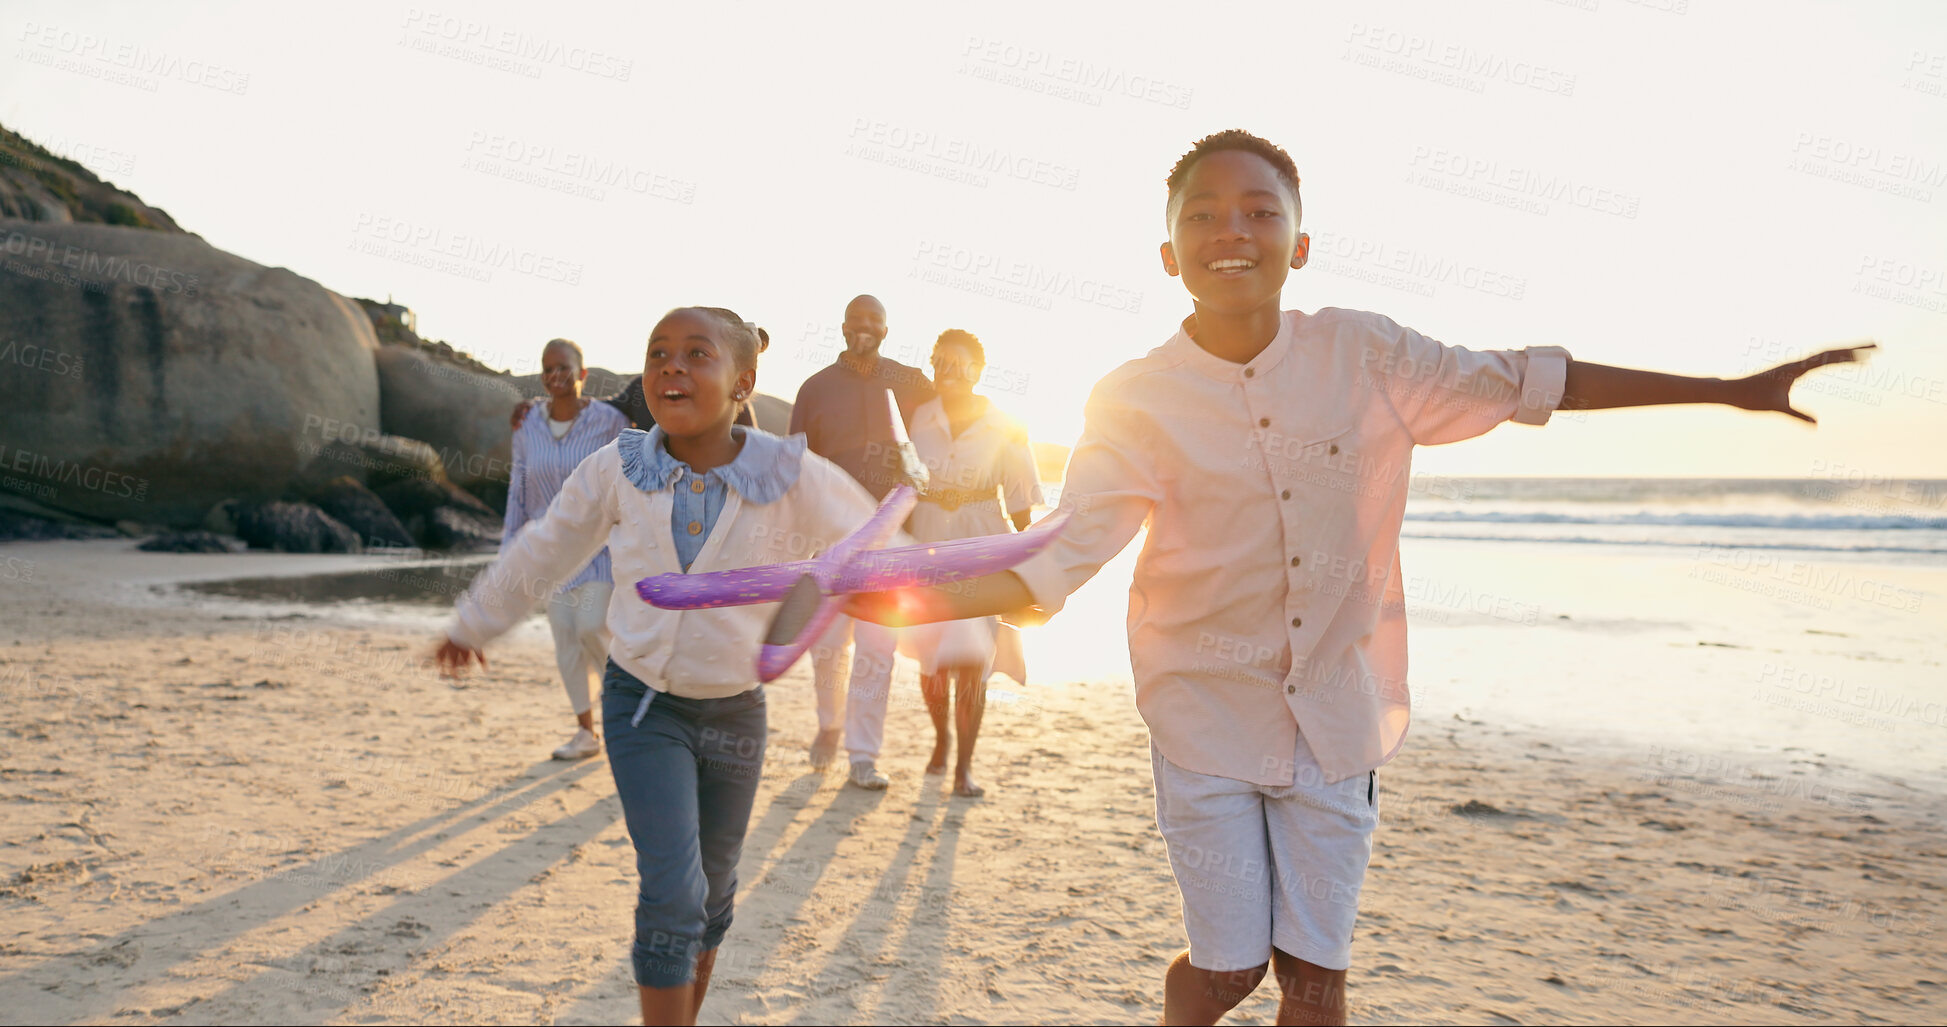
[1730,343,1878,423]
[434,637,488,678]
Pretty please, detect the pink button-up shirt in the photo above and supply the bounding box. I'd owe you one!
[1012,308,1569,785]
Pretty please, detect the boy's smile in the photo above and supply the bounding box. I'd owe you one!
[1162,149,1309,319]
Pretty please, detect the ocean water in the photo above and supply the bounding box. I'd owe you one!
[1398,476,1947,557]
[1021,478,1947,787]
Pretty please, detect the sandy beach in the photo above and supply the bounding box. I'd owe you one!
[2,537,1944,1025]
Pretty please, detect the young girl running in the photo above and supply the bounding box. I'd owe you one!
[435,307,884,1025]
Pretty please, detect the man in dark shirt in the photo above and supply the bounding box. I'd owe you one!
[793,295,935,789]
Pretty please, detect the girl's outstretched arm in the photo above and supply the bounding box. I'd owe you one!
[1562,343,1876,423]
[438,452,617,671]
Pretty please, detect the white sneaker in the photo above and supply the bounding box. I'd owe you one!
[848,760,890,790]
[552,728,600,760]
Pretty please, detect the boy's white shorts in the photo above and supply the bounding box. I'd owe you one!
[1150,731,1378,972]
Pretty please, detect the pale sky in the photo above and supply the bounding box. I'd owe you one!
[6,0,1944,476]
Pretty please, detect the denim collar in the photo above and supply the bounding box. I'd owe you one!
[618,426,803,503]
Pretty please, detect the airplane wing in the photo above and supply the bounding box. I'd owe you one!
[636,500,1069,610]
[635,559,816,609]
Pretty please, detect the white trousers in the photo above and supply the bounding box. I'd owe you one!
[546,580,612,717]
[810,615,896,764]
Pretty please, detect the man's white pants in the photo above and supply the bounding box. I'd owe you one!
[811,616,896,764]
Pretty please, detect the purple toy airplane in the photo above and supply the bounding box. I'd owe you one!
[636,390,1070,682]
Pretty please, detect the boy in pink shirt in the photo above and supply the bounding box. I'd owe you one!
[849,130,1871,1025]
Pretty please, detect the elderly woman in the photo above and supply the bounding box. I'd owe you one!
[904,329,1042,797]
[504,337,631,759]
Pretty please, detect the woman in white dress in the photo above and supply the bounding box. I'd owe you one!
[905,329,1043,797]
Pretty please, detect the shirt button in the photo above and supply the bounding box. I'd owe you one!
[1244,368,1255,379]
[687,521,703,535]
[691,479,706,493]
[1330,444,1340,455]
[1291,617,1302,628]
[1281,489,1291,500]
[1258,417,1270,428]
[1286,684,1296,694]
[1290,556,1301,567]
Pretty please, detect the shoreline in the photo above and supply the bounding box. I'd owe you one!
[10,535,1944,794]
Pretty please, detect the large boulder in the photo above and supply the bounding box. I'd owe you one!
[373,345,521,497]
[747,393,792,435]
[293,435,445,494]
[0,220,381,527]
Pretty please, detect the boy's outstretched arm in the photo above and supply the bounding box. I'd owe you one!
[844,569,1042,628]
[1562,343,1875,423]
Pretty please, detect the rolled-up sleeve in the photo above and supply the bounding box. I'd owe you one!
[1368,314,1571,444]
[1010,380,1158,616]
[448,449,617,649]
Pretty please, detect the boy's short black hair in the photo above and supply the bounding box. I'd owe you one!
[1165,129,1302,228]
[933,328,984,367]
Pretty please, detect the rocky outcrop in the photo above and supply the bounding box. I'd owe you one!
[371,477,500,551]
[0,121,817,547]
[233,501,361,554]
[0,220,382,527]
[139,530,244,553]
[0,126,182,231]
[307,477,415,550]
[426,506,500,551]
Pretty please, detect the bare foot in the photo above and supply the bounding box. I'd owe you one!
[926,738,950,775]
[809,728,841,770]
[953,771,984,798]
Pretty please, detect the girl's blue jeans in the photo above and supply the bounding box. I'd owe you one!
[600,659,767,988]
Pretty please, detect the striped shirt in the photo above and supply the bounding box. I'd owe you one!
[504,400,631,593]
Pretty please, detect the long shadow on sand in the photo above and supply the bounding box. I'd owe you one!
[793,782,963,1023]
[0,757,606,1023]
[169,770,625,1023]
[551,767,893,1025]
